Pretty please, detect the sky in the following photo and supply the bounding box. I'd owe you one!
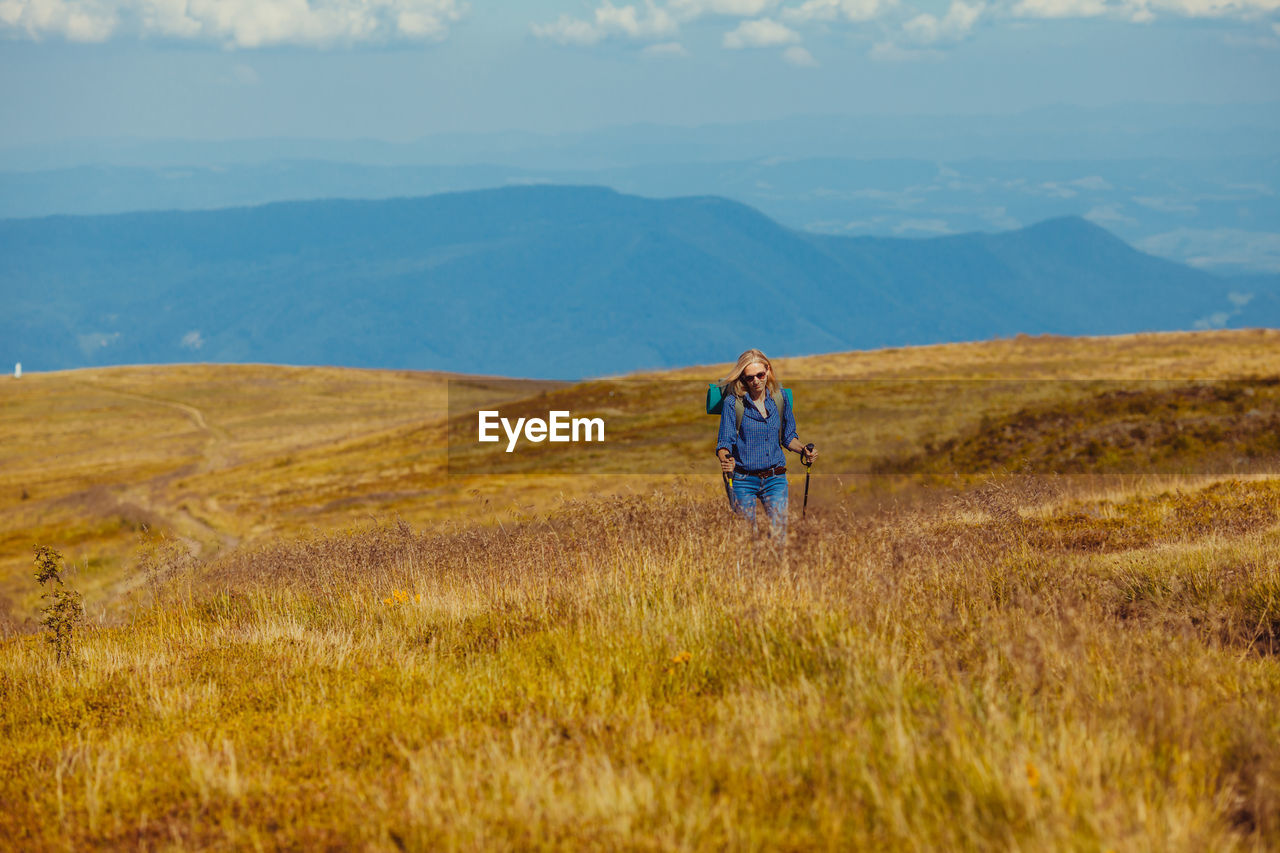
[0,0,1278,146]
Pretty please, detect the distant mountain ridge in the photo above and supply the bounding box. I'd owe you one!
[2,186,1276,377]
[5,156,1278,275]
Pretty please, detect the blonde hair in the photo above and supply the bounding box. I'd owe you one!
[720,349,780,399]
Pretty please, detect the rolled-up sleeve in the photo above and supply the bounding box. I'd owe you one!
[782,396,798,447]
[717,395,737,454]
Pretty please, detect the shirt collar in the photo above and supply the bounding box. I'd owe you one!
[745,391,773,415]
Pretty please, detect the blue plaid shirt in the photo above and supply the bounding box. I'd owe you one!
[717,393,798,472]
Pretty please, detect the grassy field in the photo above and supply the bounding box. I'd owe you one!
[2,330,1278,849]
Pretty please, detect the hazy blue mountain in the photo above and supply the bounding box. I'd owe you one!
[2,186,1275,378]
[4,156,1276,274]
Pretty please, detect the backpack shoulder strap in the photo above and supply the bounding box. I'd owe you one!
[773,390,786,447]
[734,396,744,433]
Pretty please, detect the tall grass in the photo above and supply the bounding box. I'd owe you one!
[2,476,1277,849]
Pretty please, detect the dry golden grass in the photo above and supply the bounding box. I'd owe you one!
[4,330,1278,626]
[2,330,1278,848]
[2,475,1278,849]
[0,364,560,624]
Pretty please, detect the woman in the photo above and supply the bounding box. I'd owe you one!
[715,349,818,535]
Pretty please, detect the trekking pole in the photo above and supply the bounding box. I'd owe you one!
[802,444,815,517]
[721,453,734,506]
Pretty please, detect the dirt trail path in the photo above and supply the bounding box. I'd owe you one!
[75,382,234,471]
[73,380,241,557]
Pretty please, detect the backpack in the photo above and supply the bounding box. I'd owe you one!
[706,382,792,447]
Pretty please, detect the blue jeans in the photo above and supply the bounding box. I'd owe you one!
[730,472,789,536]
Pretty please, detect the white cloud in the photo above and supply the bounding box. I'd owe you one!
[532,0,789,47]
[181,330,205,350]
[1142,0,1280,17]
[1012,0,1108,16]
[532,14,600,44]
[0,0,118,41]
[1138,227,1280,272]
[781,0,893,22]
[723,16,800,46]
[902,0,984,44]
[77,331,120,354]
[1070,175,1113,191]
[1193,311,1232,329]
[1033,176,1115,197]
[1039,181,1078,198]
[782,43,816,62]
[532,1,676,45]
[136,0,201,38]
[0,0,466,47]
[643,38,689,54]
[532,0,1280,59]
[669,0,777,16]
[595,0,678,36]
[1014,0,1280,19]
[532,0,1280,55]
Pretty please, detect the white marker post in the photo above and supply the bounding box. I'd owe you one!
[13,363,20,379]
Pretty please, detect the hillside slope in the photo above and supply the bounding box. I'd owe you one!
[2,331,1280,850]
[3,329,1277,631]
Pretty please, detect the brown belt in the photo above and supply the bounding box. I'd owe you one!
[734,465,786,477]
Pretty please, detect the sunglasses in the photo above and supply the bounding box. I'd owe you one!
[744,371,768,382]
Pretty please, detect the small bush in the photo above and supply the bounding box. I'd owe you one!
[33,545,84,664]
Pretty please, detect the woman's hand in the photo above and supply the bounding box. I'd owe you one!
[718,452,736,473]
[802,444,818,465]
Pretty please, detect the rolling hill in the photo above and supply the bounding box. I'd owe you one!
[3,328,1276,630]
[3,331,1279,849]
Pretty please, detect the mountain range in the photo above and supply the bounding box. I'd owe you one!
[3,185,1276,378]
[4,156,1277,276]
